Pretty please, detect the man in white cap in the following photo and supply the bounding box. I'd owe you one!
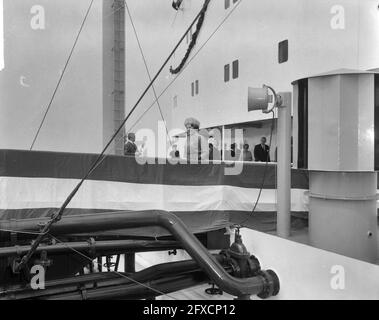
[184,117,208,163]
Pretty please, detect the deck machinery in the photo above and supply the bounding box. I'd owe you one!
[0,208,279,300]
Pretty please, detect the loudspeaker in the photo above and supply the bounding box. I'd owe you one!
[248,86,270,112]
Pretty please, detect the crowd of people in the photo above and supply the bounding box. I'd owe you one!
[124,118,271,163]
[212,136,270,163]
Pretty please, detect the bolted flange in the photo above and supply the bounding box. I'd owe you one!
[257,270,280,299]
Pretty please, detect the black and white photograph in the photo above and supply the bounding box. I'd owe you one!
[0,0,378,310]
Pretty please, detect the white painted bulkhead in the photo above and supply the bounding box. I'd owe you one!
[126,0,379,157]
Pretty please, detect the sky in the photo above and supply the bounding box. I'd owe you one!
[0,0,3,71]
[0,0,106,152]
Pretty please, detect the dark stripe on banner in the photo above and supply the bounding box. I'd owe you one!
[0,208,229,238]
[0,149,310,189]
[0,208,309,236]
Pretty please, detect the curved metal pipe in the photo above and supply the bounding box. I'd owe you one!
[1,272,209,300]
[2,256,233,300]
[43,273,209,300]
[0,210,279,298]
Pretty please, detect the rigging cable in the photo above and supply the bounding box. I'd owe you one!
[49,234,177,300]
[29,0,128,151]
[128,0,243,133]
[104,0,126,20]
[30,0,95,150]
[124,0,172,146]
[171,9,180,28]
[15,0,212,273]
[0,228,176,300]
[238,110,276,228]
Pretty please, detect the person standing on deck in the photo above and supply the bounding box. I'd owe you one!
[241,144,253,162]
[169,145,180,159]
[183,118,208,162]
[208,130,221,161]
[124,133,138,156]
[254,137,270,162]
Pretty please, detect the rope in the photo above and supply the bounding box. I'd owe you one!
[170,0,210,74]
[49,234,177,300]
[16,1,214,273]
[129,0,243,132]
[28,0,132,151]
[239,110,276,228]
[30,0,95,150]
[124,1,172,146]
[0,228,176,300]
[0,229,47,236]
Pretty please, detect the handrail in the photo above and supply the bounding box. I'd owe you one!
[0,239,180,258]
[0,210,279,298]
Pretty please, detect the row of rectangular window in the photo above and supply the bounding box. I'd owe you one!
[187,39,287,98]
[224,60,239,82]
[180,39,287,106]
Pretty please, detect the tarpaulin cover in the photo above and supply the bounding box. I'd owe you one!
[0,149,310,237]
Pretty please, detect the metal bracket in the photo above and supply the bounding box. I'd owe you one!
[262,85,282,114]
[168,249,177,256]
[34,250,52,269]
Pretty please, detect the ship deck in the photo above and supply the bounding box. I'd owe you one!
[138,222,379,300]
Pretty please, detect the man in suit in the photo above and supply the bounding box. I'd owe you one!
[124,133,138,156]
[254,137,270,162]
